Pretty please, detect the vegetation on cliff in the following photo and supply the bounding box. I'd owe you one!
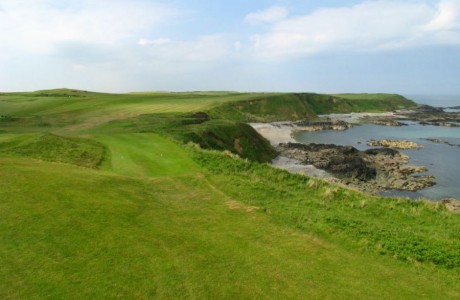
[207,92,415,122]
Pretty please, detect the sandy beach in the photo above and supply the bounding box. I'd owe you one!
[249,121,332,178]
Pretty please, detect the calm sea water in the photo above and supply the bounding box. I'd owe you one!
[405,94,460,107]
[293,122,460,200]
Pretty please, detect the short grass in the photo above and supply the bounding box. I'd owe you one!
[98,133,199,177]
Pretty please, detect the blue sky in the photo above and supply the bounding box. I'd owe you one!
[1,0,460,96]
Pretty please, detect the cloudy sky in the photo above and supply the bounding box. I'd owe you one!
[1,0,460,95]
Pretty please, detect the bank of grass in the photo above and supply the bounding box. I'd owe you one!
[0,132,106,168]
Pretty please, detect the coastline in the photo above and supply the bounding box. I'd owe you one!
[250,121,336,180]
[250,111,439,196]
[250,112,403,180]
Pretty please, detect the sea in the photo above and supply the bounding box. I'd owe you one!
[293,95,460,201]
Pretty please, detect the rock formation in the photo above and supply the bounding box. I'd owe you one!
[293,120,351,131]
[277,142,435,194]
[367,139,422,149]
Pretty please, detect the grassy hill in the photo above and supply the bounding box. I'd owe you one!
[207,93,415,122]
[2,90,459,299]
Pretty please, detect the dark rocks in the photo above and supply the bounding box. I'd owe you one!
[431,122,460,127]
[372,119,407,126]
[369,104,460,128]
[417,104,444,113]
[181,112,210,125]
[441,198,460,213]
[365,148,399,156]
[277,143,375,181]
[294,120,351,131]
[367,139,422,149]
[425,138,459,147]
[277,142,436,194]
[396,105,460,127]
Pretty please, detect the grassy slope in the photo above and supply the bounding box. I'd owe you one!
[194,150,460,269]
[1,89,459,298]
[1,152,459,299]
[208,93,415,122]
[0,133,106,168]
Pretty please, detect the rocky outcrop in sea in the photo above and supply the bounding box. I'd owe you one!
[293,119,351,131]
[376,104,460,128]
[367,139,422,149]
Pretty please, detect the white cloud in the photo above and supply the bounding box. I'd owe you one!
[245,6,288,24]
[0,0,179,55]
[138,38,172,46]
[426,0,460,31]
[249,0,460,58]
[138,35,231,63]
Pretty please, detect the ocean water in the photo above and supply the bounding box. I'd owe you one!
[293,122,460,200]
[405,94,460,107]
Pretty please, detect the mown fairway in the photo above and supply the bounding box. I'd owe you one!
[1,90,459,299]
[0,89,271,133]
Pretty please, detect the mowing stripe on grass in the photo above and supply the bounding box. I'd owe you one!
[99,133,198,178]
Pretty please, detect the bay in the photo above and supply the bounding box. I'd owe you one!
[293,122,460,200]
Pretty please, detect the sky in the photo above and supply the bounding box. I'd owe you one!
[1,0,460,95]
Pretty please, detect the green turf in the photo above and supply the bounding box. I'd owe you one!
[1,155,459,299]
[98,133,199,177]
[0,133,106,168]
[193,149,460,269]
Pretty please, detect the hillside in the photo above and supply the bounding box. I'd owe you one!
[2,90,459,299]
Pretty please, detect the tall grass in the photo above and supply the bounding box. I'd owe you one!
[191,148,460,269]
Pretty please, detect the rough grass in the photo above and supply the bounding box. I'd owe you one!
[1,155,459,299]
[0,133,106,168]
[192,149,460,269]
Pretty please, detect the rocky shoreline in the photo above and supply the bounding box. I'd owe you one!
[387,104,460,127]
[294,119,351,131]
[250,107,460,196]
[250,104,460,206]
[276,142,435,194]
